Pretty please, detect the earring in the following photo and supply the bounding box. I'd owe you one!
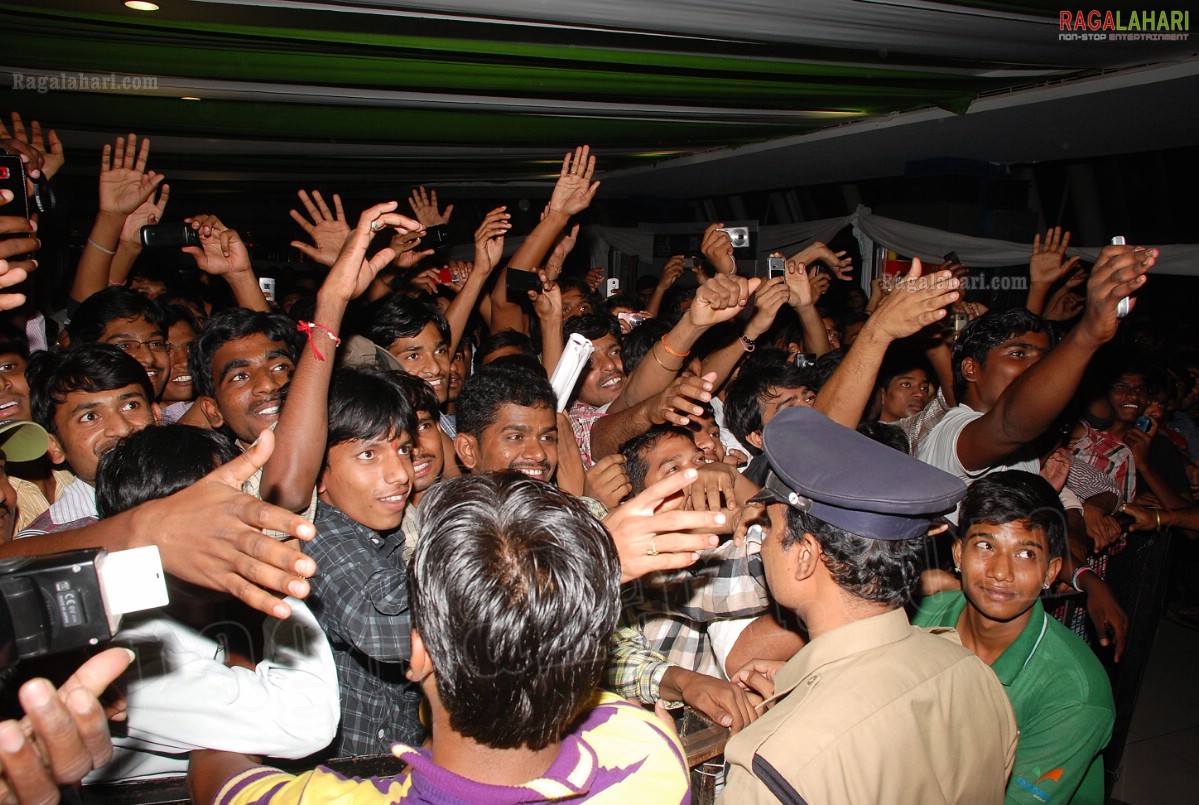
[954,566,961,573]
[1042,582,1051,590]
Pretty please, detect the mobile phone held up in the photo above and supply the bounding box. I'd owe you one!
[506,268,543,298]
[0,155,33,261]
[767,256,786,279]
[1135,415,1153,434]
[141,223,200,249]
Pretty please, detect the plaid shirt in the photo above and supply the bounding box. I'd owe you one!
[304,502,424,757]
[1071,421,1137,503]
[619,539,770,678]
[607,626,674,706]
[568,400,606,469]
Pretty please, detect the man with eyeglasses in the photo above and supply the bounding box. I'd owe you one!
[66,286,170,399]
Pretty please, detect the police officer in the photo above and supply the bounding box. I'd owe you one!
[720,406,1018,804]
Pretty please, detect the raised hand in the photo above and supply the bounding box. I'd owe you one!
[408,185,453,227]
[1078,243,1157,346]
[0,113,64,181]
[99,133,164,216]
[1030,226,1082,286]
[323,201,421,302]
[648,371,717,427]
[473,205,511,274]
[602,466,725,582]
[782,257,822,310]
[529,270,562,321]
[688,273,761,328]
[746,276,789,337]
[545,222,580,280]
[548,145,600,216]
[120,183,170,246]
[658,255,686,290]
[182,214,252,276]
[0,206,39,267]
[289,189,350,267]
[389,228,433,270]
[1043,288,1084,321]
[869,259,960,340]
[789,241,852,280]
[701,223,737,275]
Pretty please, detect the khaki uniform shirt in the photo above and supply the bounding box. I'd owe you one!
[721,608,1018,804]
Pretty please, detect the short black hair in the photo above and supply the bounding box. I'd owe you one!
[409,473,620,750]
[67,286,168,345]
[0,323,30,359]
[456,365,556,440]
[27,344,154,436]
[724,362,817,452]
[367,296,450,350]
[163,303,201,336]
[386,369,440,417]
[327,366,418,449]
[620,319,673,377]
[877,343,934,391]
[563,312,621,345]
[476,329,537,366]
[856,421,910,454]
[785,507,925,608]
[958,470,1067,561]
[96,425,238,517]
[620,424,693,496]
[952,308,1053,401]
[189,308,302,399]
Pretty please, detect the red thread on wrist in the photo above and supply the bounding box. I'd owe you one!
[296,321,341,362]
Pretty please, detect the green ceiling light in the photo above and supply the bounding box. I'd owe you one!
[124,2,160,11]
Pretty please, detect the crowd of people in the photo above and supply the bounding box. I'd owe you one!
[1,113,1196,805]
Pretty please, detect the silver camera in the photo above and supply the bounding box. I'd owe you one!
[717,227,749,249]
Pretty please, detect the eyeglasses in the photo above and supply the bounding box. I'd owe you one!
[111,339,168,354]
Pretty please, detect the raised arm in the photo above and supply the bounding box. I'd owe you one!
[0,431,317,619]
[700,277,790,389]
[957,244,1156,472]
[181,214,270,312]
[72,133,164,303]
[782,256,833,357]
[443,205,510,353]
[260,202,421,512]
[1026,227,1082,316]
[110,183,170,286]
[815,260,959,428]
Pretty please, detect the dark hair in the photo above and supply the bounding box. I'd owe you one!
[189,308,302,399]
[877,343,933,391]
[486,354,548,378]
[367,296,450,349]
[408,473,620,750]
[163,303,201,336]
[856,421,910,454]
[28,344,154,435]
[620,424,693,496]
[958,470,1067,561]
[476,329,537,366]
[724,362,817,451]
[327,366,418,449]
[952,308,1052,401]
[620,319,673,377]
[563,313,622,345]
[0,323,30,359]
[785,508,924,607]
[386,369,440,417]
[67,287,168,345]
[96,425,238,517]
[456,365,555,440]
[603,293,640,314]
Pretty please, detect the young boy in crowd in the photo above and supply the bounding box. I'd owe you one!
[89,424,338,780]
[189,474,691,804]
[302,365,425,757]
[914,471,1114,804]
[20,344,159,536]
[366,296,452,412]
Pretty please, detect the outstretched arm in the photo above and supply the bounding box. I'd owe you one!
[957,244,1156,472]
[444,206,510,353]
[181,214,270,312]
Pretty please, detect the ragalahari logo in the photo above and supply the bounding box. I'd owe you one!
[1059,9,1189,41]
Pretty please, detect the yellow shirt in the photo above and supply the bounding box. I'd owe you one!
[10,469,75,534]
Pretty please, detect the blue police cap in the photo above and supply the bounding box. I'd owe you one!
[752,407,966,540]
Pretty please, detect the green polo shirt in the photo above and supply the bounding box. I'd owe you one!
[913,591,1114,805]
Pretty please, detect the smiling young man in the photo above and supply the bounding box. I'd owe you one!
[367,296,452,411]
[302,365,425,757]
[454,364,559,483]
[20,344,160,537]
[913,471,1114,805]
[67,287,171,400]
